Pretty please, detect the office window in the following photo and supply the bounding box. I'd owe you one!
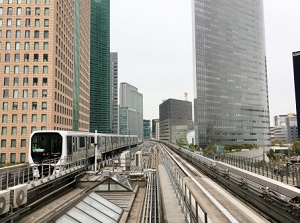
[35,19,40,27]
[22,102,27,110]
[35,0,40,4]
[45,0,49,4]
[0,30,2,38]
[3,102,8,110]
[14,77,19,86]
[11,140,16,148]
[44,8,49,16]
[35,7,40,15]
[10,153,16,162]
[1,127,7,136]
[8,0,13,3]
[33,66,38,74]
[41,126,46,130]
[34,42,39,50]
[31,126,37,133]
[21,127,27,135]
[26,7,31,15]
[6,30,11,38]
[33,77,38,85]
[20,153,26,163]
[4,77,9,86]
[15,30,21,38]
[13,90,18,98]
[1,140,6,148]
[24,54,29,62]
[12,102,18,110]
[25,19,30,27]
[18,0,22,4]
[42,78,48,86]
[14,53,20,62]
[4,65,10,73]
[16,7,21,15]
[34,54,39,61]
[16,19,21,27]
[32,90,38,98]
[43,66,48,74]
[34,30,39,38]
[40,115,46,124]
[7,18,12,26]
[0,19,2,27]
[23,77,28,86]
[6,42,11,50]
[43,31,49,38]
[22,114,27,123]
[24,66,29,74]
[14,65,19,74]
[32,102,37,110]
[7,7,12,15]
[26,0,30,3]
[42,102,47,110]
[5,53,10,62]
[25,30,30,38]
[15,42,20,50]
[22,89,28,98]
[44,43,50,53]
[11,127,17,135]
[31,114,37,122]
[24,41,30,50]
[2,114,8,123]
[44,19,49,27]
[42,89,47,97]
[21,140,26,148]
[3,89,9,98]
[0,8,2,15]
[43,54,48,62]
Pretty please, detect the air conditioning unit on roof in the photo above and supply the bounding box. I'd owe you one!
[0,190,10,215]
[9,184,27,208]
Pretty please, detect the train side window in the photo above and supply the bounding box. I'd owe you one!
[79,137,85,148]
[91,137,94,144]
[67,136,72,155]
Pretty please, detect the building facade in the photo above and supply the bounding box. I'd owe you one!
[151,119,159,139]
[119,83,143,139]
[90,0,110,133]
[286,113,298,143]
[159,99,193,145]
[119,107,139,137]
[193,0,270,148]
[110,52,118,134]
[274,115,288,127]
[143,119,151,140]
[0,0,90,163]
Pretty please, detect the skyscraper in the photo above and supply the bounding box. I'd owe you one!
[293,51,300,138]
[110,52,119,134]
[119,83,143,139]
[0,0,90,163]
[90,0,110,133]
[193,0,270,148]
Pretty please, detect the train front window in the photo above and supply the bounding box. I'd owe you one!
[31,133,62,162]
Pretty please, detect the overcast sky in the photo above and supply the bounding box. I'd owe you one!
[111,0,300,126]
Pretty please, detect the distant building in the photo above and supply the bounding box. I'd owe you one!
[152,119,159,139]
[119,83,143,139]
[159,99,193,145]
[143,120,151,140]
[273,113,297,144]
[110,53,119,134]
[273,126,288,143]
[286,113,298,143]
[187,130,195,145]
[274,115,288,127]
[293,51,300,137]
[119,107,139,136]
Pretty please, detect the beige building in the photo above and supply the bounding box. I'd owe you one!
[0,0,90,163]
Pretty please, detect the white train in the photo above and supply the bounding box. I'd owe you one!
[28,130,138,173]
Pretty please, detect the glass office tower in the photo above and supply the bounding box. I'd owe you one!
[193,0,270,148]
[90,0,111,133]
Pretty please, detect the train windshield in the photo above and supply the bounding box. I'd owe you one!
[31,132,63,163]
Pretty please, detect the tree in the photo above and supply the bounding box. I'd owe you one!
[271,141,276,146]
[267,149,276,160]
[278,140,284,147]
[293,141,300,155]
[204,145,216,154]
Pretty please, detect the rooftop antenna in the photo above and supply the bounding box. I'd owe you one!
[184,92,188,101]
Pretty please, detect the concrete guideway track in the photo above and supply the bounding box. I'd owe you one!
[161,144,270,223]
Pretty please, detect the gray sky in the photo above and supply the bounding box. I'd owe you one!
[111,0,300,126]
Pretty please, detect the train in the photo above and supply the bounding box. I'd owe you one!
[28,130,138,174]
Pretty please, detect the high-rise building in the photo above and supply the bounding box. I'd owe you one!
[110,52,119,134]
[274,115,288,127]
[159,99,193,144]
[90,0,110,133]
[193,0,270,148]
[0,0,90,163]
[286,113,298,143]
[152,119,159,139]
[293,51,300,138]
[119,83,143,139]
[143,120,151,140]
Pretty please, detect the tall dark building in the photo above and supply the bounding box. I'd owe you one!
[193,0,270,148]
[292,51,300,137]
[159,99,193,144]
[90,0,111,133]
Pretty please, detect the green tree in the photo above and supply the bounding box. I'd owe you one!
[293,141,300,155]
[267,149,276,160]
[278,140,284,147]
[177,139,185,148]
[205,145,216,154]
[271,141,276,146]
